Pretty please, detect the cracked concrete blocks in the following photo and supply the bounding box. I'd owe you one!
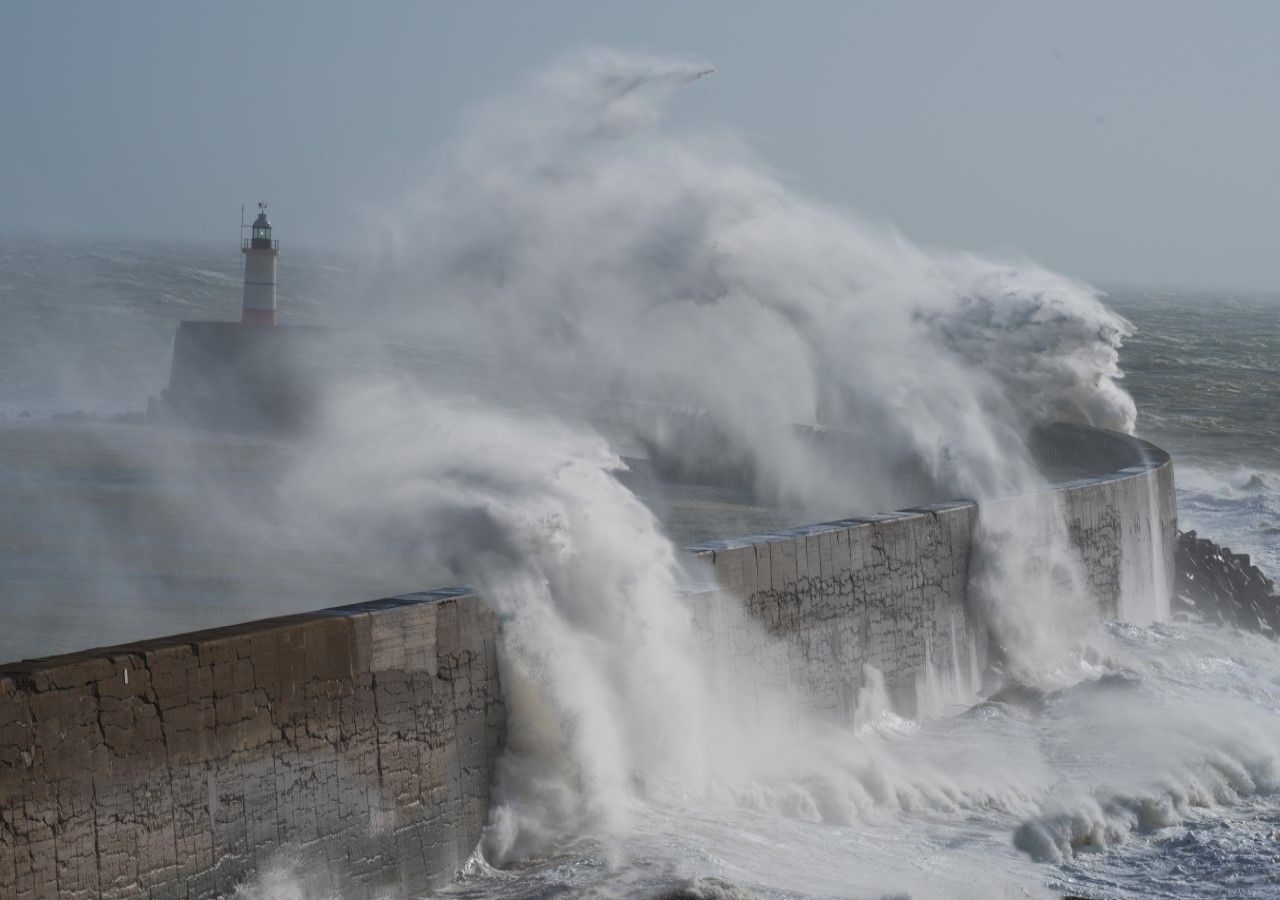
[0,591,503,900]
[687,428,1176,722]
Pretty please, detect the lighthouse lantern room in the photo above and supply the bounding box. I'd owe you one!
[241,202,280,325]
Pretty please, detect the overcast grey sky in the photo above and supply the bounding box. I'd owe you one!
[2,2,1276,289]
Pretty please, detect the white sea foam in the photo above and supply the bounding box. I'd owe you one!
[426,621,1280,899]
[1177,464,1280,573]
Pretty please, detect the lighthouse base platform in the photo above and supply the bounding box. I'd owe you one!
[158,321,330,433]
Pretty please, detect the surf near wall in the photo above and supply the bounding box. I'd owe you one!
[0,423,1175,898]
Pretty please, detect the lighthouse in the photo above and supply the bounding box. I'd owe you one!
[241,202,280,325]
[158,201,325,431]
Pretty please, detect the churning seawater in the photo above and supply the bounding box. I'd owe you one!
[1,234,1277,900]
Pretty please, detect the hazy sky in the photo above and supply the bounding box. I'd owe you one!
[3,2,1277,289]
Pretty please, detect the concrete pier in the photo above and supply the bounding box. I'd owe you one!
[1,590,502,898]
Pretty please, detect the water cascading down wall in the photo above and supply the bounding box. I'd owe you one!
[0,424,1176,898]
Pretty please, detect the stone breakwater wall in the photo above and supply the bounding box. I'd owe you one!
[686,425,1176,718]
[0,425,1175,898]
[0,589,502,899]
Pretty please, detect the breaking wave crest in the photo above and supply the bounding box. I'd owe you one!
[369,48,1134,515]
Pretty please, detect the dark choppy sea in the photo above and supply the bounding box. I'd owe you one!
[1109,286,1280,575]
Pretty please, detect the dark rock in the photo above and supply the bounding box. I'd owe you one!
[1173,529,1279,636]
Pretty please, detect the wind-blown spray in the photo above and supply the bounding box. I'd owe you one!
[360,48,1143,694]
[367,49,1135,516]
[267,49,1223,892]
[282,384,720,860]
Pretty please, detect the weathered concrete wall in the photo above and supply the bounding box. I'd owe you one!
[0,424,1175,897]
[0,589,502,899]
[685,425,1176,718]
[686,501,986,717]
[1040,428,1177,624]
[162,322,330,432]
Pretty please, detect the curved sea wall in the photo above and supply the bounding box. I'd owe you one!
[686,424,1176,719]
[0,425,1175,898]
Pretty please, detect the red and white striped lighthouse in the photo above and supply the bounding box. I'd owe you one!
[241,202,280,325]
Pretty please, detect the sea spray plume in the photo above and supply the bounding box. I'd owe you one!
[366,48,1138,686]
[274,383,1280,894]
[968,494,1097,683]
[367,48,1135,516]
[278,383,1042,866]
[231,854,367,900]
[280,382,719,861]
[301,47,1194,874]
[914,259,1136,434]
